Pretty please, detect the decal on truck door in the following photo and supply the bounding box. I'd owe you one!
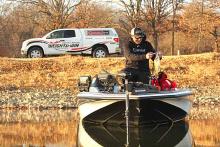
[27,40,49,46]
[68,41,116,52]
[48,43,79,48]
[69,47,90,52]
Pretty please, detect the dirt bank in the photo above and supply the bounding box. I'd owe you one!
[0,53,220,108]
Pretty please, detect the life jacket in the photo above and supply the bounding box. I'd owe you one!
[158,72,177,91]
[151,76,161,90]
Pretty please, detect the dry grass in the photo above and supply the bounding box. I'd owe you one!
[0,53,220,93]
[0,55,125,94]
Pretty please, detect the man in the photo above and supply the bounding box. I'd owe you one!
[122,27,157,84]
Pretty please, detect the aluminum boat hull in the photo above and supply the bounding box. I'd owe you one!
[78,89,192,126]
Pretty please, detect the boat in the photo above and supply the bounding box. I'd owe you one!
[77,120,194,147]
[77,70,193,126]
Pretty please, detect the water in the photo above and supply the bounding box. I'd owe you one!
[0,107,219,147]
[0,109,79,147]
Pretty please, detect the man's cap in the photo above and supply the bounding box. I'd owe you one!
[130,27,144,36]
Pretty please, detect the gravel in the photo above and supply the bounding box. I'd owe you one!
[0,88,77,109]
[0,85,220,109]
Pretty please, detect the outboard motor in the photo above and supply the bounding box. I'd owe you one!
[97,70,117,92]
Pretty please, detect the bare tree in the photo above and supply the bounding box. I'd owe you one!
[71,0,117,28]
[1,1,45,57]
[9,0,81,31]
[206,0,220,8]
[142,0,173,50]
[117,0,143,33]
[206,0,220,52]
[211,26,220,52]
[179,1,220,53]
[171,0,183,55]
[115,0,178,51]
[0,2,13,56]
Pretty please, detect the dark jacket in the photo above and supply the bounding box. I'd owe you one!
[124,38,156,72]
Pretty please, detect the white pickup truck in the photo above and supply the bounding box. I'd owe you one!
[21,28,120,58]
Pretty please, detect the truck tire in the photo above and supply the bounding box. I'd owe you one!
[92,47,108,58]
[28,47,44,58]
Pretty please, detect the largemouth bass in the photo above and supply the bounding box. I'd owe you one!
[153,52,161,76]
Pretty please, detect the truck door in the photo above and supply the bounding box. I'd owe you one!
[63,29,83,53]
[45,30,67,54]
[44,29,83,54]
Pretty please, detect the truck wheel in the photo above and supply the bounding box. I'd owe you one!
[28,47,44,58]
[92,47,108,58]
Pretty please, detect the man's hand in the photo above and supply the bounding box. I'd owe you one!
[146,52,154,59]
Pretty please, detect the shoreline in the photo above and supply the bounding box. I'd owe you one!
[0,53,220,109]
[0,87,219,109]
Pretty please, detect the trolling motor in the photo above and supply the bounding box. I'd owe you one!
[125,75,130,147]
[117,71,132,147]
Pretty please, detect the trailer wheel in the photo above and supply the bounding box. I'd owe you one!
[92,47,108,58]
[28,47,44,58]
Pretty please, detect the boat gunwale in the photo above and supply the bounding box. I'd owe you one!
[77,89,193,100]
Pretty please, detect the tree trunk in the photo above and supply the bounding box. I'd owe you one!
[171,0,176,55]
[151,18,158,50]
[171,21,175,55]
[214,36,219,52]
[153,30,158,51]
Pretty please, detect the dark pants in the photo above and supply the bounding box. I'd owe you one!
[120,68,150,84]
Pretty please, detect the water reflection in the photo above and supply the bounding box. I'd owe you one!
[78,120,194,147]
[190,106,220,147]
[0,109,78,147]
[0,107,219,146]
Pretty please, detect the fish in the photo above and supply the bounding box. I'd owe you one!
[153,52,161,76]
